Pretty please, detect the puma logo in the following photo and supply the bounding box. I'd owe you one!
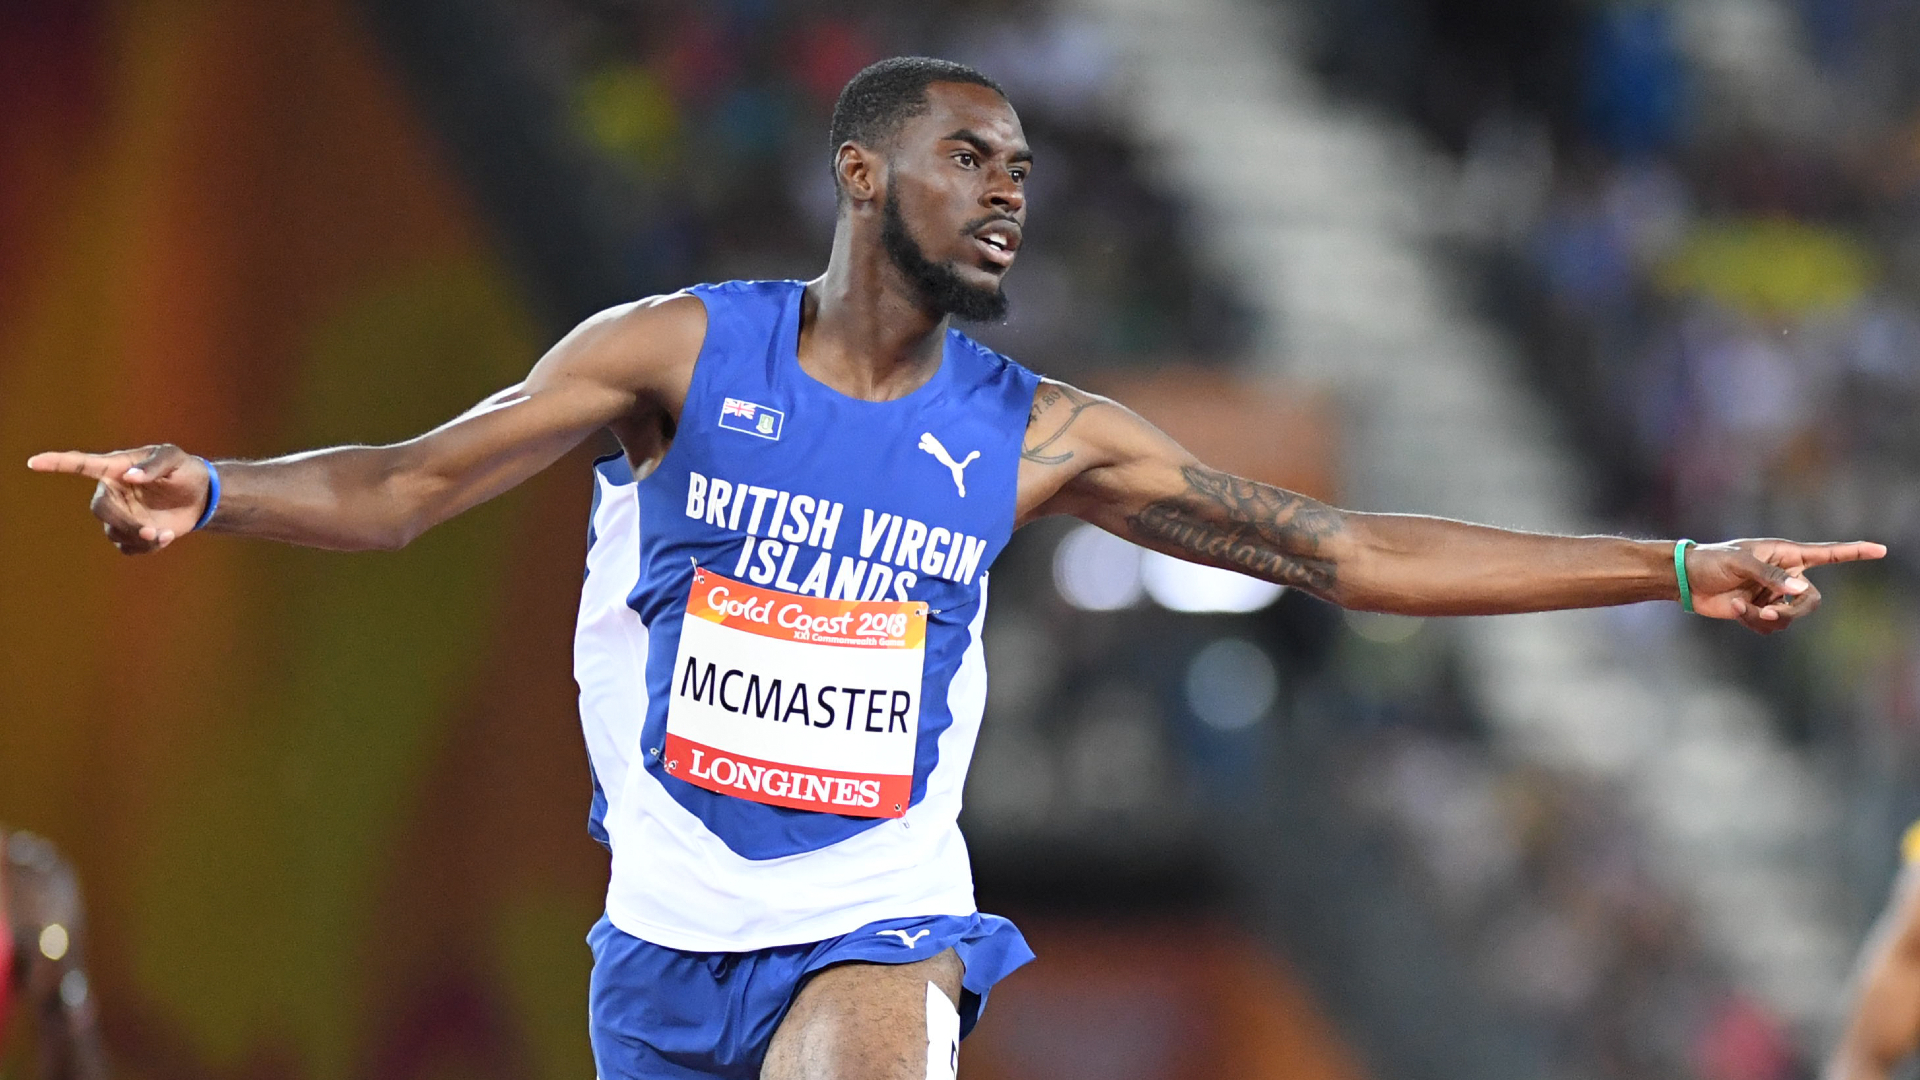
[918,433,979,497]
[877,928,932,948]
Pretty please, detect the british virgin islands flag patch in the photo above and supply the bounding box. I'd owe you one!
[718,397,784,441]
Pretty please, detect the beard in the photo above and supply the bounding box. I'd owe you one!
[880,187,1010,323]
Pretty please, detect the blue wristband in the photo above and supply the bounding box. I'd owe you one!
[193,458,222,531]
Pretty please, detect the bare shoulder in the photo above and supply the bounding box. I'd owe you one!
[1022,378,1118,467]
[529,291,707,410]
[1017,378,1191,524]
[1022,377,1195,469]
[590,290,707,334]
[577,292,707,382]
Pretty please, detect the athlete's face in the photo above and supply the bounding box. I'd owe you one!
[878,82,1029,321]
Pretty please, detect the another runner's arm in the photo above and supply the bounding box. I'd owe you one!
[28,294,705,554]
[1828,855,1920,1080]
[1020,380,1883,631]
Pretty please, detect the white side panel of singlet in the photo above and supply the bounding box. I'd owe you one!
[575,473,649,846]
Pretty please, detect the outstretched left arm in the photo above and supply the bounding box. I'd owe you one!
[1018,380,1884,633]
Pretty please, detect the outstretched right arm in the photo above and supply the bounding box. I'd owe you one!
[29,293,705,554]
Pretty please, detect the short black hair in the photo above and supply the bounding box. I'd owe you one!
[828,56,1005,161]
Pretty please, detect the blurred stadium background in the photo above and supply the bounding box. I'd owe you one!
[4,0,1920,1077]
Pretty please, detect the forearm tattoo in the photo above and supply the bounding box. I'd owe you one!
[1126,465,1344,597]
[1022,384,1104,466]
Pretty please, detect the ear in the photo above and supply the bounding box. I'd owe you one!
[835,141,883,206]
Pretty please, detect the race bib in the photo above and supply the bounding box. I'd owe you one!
[663,569,928,818]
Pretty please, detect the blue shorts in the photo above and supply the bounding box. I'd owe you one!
[587,912,1034,1080]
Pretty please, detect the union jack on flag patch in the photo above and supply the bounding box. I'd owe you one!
[719,397,784,441]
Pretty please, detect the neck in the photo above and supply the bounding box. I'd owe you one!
[798,225,949,401]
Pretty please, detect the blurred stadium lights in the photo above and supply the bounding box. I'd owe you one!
[1142,551,1284,613]
[1050,522,1145,611]
[1342,609,1424,644]
[1183,638,1279,731]
[1052,522,1284,614]
[38,923,69,962]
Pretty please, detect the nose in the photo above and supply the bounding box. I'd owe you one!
[984,169,1024,214]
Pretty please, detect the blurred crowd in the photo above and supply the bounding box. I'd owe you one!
[1303,0,1920,1075]
[1330,617,1792,1080]
[1480,0,1920,907]
[509,0,1252,382]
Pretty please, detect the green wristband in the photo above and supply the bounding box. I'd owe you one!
[1674,539,1697,614]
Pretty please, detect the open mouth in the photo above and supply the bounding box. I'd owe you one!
[972,226,1020,269]
[974,237,1013,268]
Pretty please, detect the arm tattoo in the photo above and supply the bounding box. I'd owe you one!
[1126,465,1344,597]
[1022,384,1104,465]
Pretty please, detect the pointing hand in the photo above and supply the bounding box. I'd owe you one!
[27,444,209,555]
[1685,538,1887,635]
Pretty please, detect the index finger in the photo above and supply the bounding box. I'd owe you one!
[1777,541,1889,567]
[25,451,138,481]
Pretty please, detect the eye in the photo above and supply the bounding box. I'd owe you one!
[1010,167,1027,182]
[954,151,977,169]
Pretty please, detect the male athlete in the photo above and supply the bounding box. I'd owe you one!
[30,57,1886,1079]
[0,830,108,1080]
